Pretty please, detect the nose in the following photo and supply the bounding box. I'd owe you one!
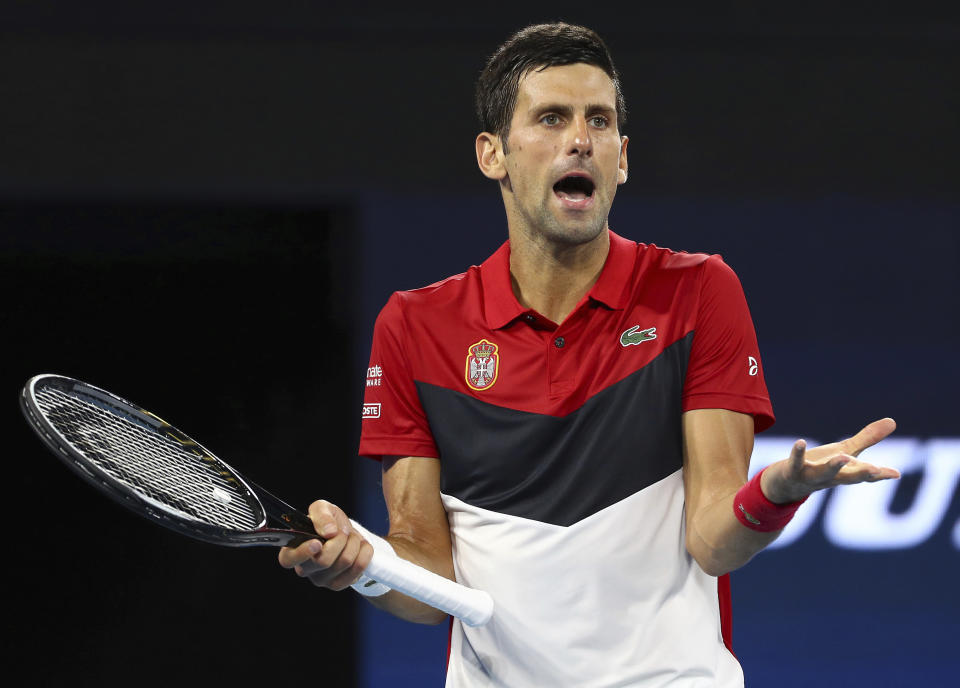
[568,115,593,157]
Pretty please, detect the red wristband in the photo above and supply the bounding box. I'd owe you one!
[733,467,808,532]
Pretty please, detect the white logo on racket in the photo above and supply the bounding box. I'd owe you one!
[211,487,232,504]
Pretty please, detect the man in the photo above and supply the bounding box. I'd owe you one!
[279,23,899,686]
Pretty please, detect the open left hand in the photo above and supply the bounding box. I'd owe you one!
[760,418,901,504]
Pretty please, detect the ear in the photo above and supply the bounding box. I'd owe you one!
[476,132,507,181]
[617,135,629,185]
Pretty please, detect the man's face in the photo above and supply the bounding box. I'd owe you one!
[499,63,628,246]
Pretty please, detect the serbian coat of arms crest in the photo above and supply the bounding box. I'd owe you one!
[465,338,499,391]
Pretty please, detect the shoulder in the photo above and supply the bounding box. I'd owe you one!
[614,241,745,315]
[376,266,481,328]
[638,243,714,271]
[639,244,741,287]
[630,243,726,296]
[395,267,478,307]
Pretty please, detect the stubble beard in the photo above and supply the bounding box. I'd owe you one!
[516,192,609,249]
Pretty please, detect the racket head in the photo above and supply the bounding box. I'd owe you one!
[20,374,285,547]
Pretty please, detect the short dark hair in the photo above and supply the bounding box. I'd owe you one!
[475,23,627,148]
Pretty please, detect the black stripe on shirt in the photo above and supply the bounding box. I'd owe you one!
[416,332,693,526]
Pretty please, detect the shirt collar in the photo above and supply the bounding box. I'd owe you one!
[480,240,525,330]
[480,230,636,330]
[587,229,635,310]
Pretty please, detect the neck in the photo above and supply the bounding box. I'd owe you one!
[508,228,610,325]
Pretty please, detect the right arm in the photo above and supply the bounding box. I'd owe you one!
[277,455,454,625]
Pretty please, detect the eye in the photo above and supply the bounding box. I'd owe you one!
[590,115,609,128]
[541,113,560,126]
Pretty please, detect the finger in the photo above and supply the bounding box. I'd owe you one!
[311,530,351,571]
[326,533,366,590]
[842,418,896,457]
[861,467,901,481]
[332,508,353,536]
[301,532,360,589]
[298,552,346,583]
[278,538,323,569]
[356,538,374,571]
[286,539,325,573]
[832,459,901,484]
[308,500,343,539]
[295,534,348,585]
[788,439,807,474]
[823,453,853,479]
[332,540,375,589]
[791,452,851,491]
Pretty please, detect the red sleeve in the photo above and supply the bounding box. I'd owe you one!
[682,255,775,433]
[358,293,440,460]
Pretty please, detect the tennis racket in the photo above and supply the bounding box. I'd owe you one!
[20,374,493,627]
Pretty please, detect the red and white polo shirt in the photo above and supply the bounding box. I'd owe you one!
[360,230,773,687]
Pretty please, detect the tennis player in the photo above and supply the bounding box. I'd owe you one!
[279,23,900,686]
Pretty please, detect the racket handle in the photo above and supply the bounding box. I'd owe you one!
[364,552,494,627]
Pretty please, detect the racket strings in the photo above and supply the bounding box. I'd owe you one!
[35,387,261,531]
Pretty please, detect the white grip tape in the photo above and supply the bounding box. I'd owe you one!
[347,520,494,626]
[349,519,394,597]
[363,552,494,627]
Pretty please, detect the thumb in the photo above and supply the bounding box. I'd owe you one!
[309,499,348,539]
[788,439,807,474]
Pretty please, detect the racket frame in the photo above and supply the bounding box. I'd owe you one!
[20,374,316,548]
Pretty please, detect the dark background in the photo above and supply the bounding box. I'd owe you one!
[2,3,958,686]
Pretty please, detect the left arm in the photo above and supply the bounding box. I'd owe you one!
[682,409,900,576]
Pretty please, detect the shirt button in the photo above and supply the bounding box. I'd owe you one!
[554,336,565,348]
[524,314,535,323]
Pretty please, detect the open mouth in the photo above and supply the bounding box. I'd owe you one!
[553,174,595,205]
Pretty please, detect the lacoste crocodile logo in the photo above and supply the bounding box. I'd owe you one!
[620,325,657,347]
